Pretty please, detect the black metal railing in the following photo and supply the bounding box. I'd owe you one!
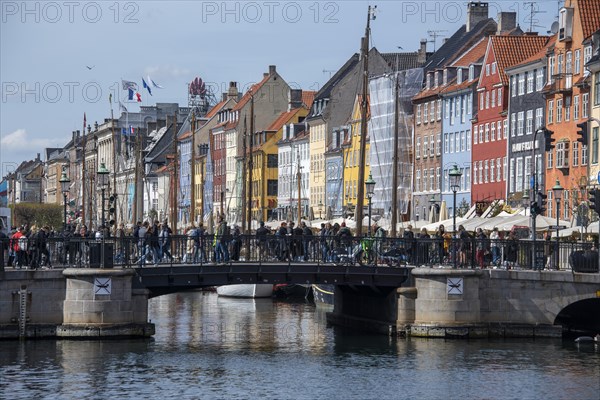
[0,235,598,273]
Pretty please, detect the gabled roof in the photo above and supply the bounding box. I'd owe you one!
[579,0,600,40]
[451,37,489,67]
[424,18,497,72]
[205,99,227,119]
[232,74,271,112]
[506,36,556,72]
[267,108,304,132]
[302,91,316,109]
[381,52,430,70]
[486,34,550,85]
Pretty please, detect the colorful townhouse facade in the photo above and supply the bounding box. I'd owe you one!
[588,29,600,187]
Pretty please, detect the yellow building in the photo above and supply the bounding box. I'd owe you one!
[342,95,370,215]
[250,106,309,222]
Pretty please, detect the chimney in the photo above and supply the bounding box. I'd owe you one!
[466,1,489,32]
[72,131,76,145]
[418,39,427,63]
[269,65,276,75]
[222,93,228,102]
[497,12,516,34]
[227,81,238,100]
[36,153,40,161]
[288,89,303,111]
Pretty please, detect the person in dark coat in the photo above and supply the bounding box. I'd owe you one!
[402,225,415,263]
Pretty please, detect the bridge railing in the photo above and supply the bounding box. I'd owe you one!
[0,235,598,272]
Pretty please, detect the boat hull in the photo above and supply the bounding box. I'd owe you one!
[312,284,334,306]
[216,284,273,298]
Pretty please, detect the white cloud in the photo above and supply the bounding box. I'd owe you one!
[1,128,57,162]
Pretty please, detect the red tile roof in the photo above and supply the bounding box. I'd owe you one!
[205,99,227,119]
[488,35,550,85]
[509,36,556,69]
[452,37,489,67]
[579,0,600,39]
[232,74,271,112]
[267,108,303,132]
[302,91,316,108]
[412,81,448,101]
[178,131,192,140]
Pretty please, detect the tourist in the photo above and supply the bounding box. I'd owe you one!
[475,227,488,269]
[402,225,415,263]
[458,225,471,267]
[255,221,270,260]
[319,223,330,262]
[489,227,501,265]
[301,221,313,261]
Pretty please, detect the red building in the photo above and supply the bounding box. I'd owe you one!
[472,34,549,203]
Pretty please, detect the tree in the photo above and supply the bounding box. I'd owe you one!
[10,203,63,229]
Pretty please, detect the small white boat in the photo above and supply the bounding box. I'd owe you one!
[216,284,273,298]
[575,334,600,343]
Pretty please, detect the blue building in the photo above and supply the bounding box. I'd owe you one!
[440,38,487,218]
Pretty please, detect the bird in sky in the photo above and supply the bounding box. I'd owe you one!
[86,65,95,70]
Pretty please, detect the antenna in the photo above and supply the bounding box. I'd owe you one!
[322,69,335,79]
[427,30,447,52]
[523,2,547,33]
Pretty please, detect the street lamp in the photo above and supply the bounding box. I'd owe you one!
[448,165,462,269]
[59,166,70,231]
[552,179,564,270]
[365,172,376,236]
[429,195,437,223]
[97,161,110,230]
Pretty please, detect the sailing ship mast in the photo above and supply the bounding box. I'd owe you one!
[297,146,302,226]
[355,5,376,237]
[247,93,254,234]
[391,70,400,237]
[190,111,196,224]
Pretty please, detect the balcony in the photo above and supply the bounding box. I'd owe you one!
[546,73,573,95]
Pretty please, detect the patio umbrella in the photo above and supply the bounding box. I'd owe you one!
[438,201,449,221]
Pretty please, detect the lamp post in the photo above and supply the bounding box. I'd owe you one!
[97,162,110,229]
[429,195,437,222]
[552,180,564,270]
[448,165,462,269]
[365,173,376,236]
[59,166,70,231]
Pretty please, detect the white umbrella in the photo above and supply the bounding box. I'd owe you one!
[421,216,466,233]
[438,201,449,221]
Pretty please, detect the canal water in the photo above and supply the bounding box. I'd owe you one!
[1,291,599,399]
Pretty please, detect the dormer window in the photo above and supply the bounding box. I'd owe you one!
[457,68,463,85]
[434,71,439,87]
[443,69,448,85]
[426,73,431,89]
[469,65,474,81]
[558,7,573,41]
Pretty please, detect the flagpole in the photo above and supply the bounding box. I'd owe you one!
[81,113,87,227]
[109,94,118,235]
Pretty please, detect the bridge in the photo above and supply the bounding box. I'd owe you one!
[1,235,599,339]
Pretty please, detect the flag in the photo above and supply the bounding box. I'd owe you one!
[136,92,142,102]
[109,93,113,104]
[142,78,152,96]
[119,101,128,113]
[148,75,163,89]
[128,88,134,100]
[130,126,135,134]
[83,112,87,130]
[122,79,138,91]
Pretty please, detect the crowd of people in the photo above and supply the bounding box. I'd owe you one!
[0,218,558,269]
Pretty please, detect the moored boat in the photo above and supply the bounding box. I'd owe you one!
[216,284,274,298]
[312,284,334,307]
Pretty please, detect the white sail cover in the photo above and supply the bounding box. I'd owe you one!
[369,69,423,216]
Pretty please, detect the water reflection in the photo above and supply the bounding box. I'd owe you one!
[1,291,599,399]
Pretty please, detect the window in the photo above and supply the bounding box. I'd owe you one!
[436,133,441,156]
[536,68,544,91]
[436,167,441,190]
[583,93,589,118]
[584,45,592,64]
[492,62,496,74]
[535,108,543,130]
[455,97,460,117]
[479,92,484,110]
[527,71,534,93]
[509,158,515,192]
[468,93,472,116]
[497,88,502,106]
[445,99,450,118]
[548,56,555,83]
[423,103,428,123]
[503,119,508,139]
[526,110,533,135]
[457,68,463,84]
[563,190,569,220]
[511,113,516,136]
[444,169,449,190]
[416,137,421,158]
[430,134,435,157]
[511,76,517,97]
[491,89,496,108]
[437,99,442,120]
[517,111,524,136]
[502,157,506,181]
[593,127,599,165]
[416,170,421,192]
[486,63,490,76]
[547,150,553,169]
[582,144,588,165]
[430,169,435,192]
[267,154,278,167]
[473,126,478,144]
[479,160,483,183]
[449,133,454,153]
[430,101,435,122]
[595,72,600,106]
[444,133,449,153]
[547,191,553,217]
[479,124,483,143]
[473,163,478,185]
[466,167,471,190]
[497,121,502,140]
[515,157,523,192]
[566,51,572,75]
[575,49,581,74]
[461,96,466,123]
[573,141,579,166]
[267,180,278,196]
[490,159,495,182]
[484,160,489,183]
[548,100,554,124]
[565,96,572,121]
[461,131,466,151]
[557,53,563,74]
[467,129,471,151]
[556,99,562,123]
[485,91,489,109]
[491,123,496,141]
[556,141,569,168]
[469,65,474,80]
[455,131,460,153]
[518,73,525,95]
[416,104,422,124]
[524,156,532,193]
[485,123,490,142]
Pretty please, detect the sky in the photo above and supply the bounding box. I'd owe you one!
[1,0,563,177]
